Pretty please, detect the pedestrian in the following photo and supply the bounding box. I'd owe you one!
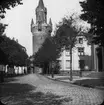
[24,67,27,74]
[0,64,4,82]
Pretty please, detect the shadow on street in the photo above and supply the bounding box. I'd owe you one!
[0,77,72,105]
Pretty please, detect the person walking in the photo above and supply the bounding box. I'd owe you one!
[0,64,4,82]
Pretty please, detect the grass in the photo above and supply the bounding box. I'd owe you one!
[73,78,104,89]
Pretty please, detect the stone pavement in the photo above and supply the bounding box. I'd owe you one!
[1,74,104,105]
[38,74,104,105]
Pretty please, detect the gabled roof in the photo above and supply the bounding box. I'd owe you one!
[31,18,34,25]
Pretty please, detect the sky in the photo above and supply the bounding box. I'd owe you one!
[3,0,85,56]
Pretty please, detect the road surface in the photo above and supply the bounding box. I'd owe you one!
[0,74,104,105]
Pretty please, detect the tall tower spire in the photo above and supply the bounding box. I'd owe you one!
[31,18,34,32]
[36,0,47,24]
[31,19,34,26]
[38,0,44,8]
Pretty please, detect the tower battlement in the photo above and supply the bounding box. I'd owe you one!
[31,21,52,35]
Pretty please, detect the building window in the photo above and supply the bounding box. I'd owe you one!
[66,50,70,56]
[66,60,70,69]
[78,47,85,55]
[79,38,83,44]
[38,28,42,31]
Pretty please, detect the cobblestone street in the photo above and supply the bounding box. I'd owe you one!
[0,74,104,105]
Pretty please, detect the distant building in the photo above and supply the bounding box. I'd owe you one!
[31,0,52,55]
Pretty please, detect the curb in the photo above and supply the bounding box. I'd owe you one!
[44,75,82,84]
[44,75,71,83]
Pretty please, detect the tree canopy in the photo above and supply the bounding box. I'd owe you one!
[0,0,22,18]
[0,0,25,66]
[54,16,79,51]
[33,37,60,66]
[80,0,104,46]
[0,35,28,66]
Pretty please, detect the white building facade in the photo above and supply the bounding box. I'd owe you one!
[58,35,92,72]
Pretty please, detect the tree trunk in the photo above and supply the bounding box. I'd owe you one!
[51,61,54,78]
[70,48,73,81]
[51,68,54,78]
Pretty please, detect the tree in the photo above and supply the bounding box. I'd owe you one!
[53,15,80,81]
[33,37,60,74]
[0,35,28,66]
[0,0,23,89]
[0,23,8,64]
[80,0,104,46]
[0,0,22,18]
[0,0,23,65]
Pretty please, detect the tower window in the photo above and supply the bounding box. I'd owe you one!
[38,21,42,31]
[38,28,42,31]
[79,38,83,44]
[78,47,84,55]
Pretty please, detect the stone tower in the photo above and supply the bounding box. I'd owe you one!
[31,0,52,55]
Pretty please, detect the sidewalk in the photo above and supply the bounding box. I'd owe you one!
[46,75,95,83]
[46,73,104,90]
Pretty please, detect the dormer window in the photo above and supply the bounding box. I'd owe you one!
[79,38,83,44]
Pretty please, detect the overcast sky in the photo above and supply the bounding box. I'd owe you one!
[3,0,84,56]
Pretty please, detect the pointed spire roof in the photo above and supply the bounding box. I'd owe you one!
[49,18,52,26]
[31,19,34,24]
[38,0,44,8]
[31,18,34,25]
